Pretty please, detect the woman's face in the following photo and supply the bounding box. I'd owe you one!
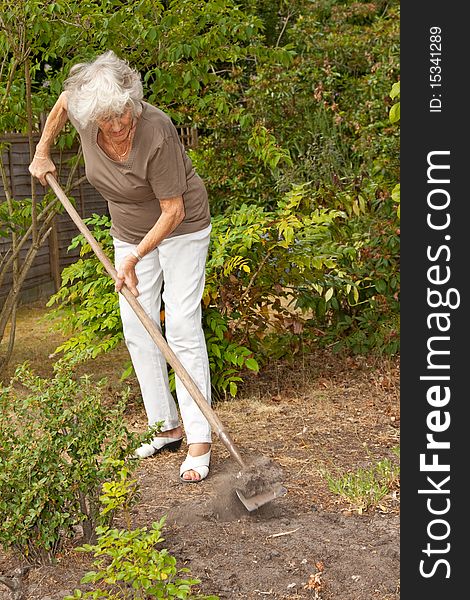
[97,108,134,141]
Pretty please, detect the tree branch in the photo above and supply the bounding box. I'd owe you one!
[276,11,294,48]
[238,247,274,305]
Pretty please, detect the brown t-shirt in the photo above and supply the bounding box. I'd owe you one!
[69,101,211,243]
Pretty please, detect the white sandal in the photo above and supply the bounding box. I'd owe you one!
[134,435,183,459]
[179,449,211,482]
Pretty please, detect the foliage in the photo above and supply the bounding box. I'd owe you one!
[389,81,400,124]
[0,359,140,565]
[46,214,122,359]
[64,464,219,600]
[193,0,400,212]
[203,308,258,399]
[188,0,401,356]
[323,447,400,514]
[2,0,401,379]
[0,0,293,133]
[310,181,400,355]
[389,80,400,219]
[205,185,352,357]
[205,180,400,359]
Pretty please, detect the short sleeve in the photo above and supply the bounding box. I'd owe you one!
[147,132,188,200]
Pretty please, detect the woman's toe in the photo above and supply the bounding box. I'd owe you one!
[182,469,200,481]
[179,449,211,483]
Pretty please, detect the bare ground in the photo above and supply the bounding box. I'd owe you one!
[0,302,400,600]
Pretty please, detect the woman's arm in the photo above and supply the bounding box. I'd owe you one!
[114,196,185,296]
[136,196,186,256]
[28,92,69,185]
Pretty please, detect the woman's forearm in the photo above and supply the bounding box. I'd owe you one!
[29,92,69,184]
[114,197,185,296]
[34,92,69,157]
[136,197,186,257]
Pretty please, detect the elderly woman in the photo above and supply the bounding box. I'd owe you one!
[29,51,212,482]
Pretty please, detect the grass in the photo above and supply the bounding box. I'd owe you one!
[323,447,400,513]
[1,300,130,388]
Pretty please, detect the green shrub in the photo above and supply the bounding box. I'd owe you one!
[204,184,355,360]
[0,360,139,565]
[47,173,401,399]
[193,1,400,214]
[64,463,219,600]
[46,214,122,360]
[308,182,400,355]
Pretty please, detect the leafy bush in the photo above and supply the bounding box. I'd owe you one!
[205,179,399,358]
[193,0,400,214]
[188,1,401,357]
[46,214,123,360]
[204,184,355,359]
[308,181,400,355]
[0,360,139,564]
[47,173,399,403]
[64,463,219,600]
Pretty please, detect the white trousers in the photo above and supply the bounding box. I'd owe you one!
[113,224,212,445]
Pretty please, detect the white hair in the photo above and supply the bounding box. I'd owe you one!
[64,50,144,128]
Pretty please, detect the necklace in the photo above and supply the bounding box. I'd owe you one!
[109,131,132,160]
[106,122,136,160]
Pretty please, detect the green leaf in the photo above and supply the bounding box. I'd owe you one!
[390,81,400,99]
[245,358,259,372]
[389,102,400,123]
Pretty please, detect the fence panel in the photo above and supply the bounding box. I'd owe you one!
[0,134,108,304]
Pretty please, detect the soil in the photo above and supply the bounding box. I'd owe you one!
[0,302,400,600]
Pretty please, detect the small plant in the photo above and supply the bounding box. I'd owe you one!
[203,308,259,399]
[323,449,400,514]
[64,464,219,600]
[46,213,122,360]
[0,359,140,564]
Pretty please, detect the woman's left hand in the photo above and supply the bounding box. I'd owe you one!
[115,255,140,297]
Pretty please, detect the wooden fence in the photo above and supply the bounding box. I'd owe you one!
[0,133,109,304]
[0,126,198,305]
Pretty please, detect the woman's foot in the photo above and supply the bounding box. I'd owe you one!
[159,425,183,440]
[134,425,184,459]
[180,443,211,482]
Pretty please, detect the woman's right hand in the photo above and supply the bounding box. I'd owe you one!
[115,255,140,297]
[28,155,57,186]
